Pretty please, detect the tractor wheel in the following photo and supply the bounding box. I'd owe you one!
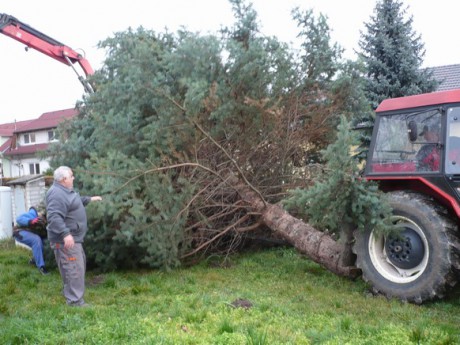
[353,191,460,303]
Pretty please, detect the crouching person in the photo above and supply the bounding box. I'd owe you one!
[13,206,49,275]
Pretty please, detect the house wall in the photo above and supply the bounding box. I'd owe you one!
[10,157,50,177]
[18,130,55,146]
[4,128,55,178]
[1,109,73,179]
[1,135,9,179]
[1,159,12,178]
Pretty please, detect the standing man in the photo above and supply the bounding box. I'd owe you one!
[46,166,102,307]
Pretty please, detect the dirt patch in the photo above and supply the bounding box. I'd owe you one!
[229,298,253,310]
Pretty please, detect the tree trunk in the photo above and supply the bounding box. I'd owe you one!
[262,204,360,278]
[233,178,360,278]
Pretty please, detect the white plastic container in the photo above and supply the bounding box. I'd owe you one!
[0,186,13,240]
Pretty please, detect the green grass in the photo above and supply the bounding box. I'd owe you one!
[1,239,459,344]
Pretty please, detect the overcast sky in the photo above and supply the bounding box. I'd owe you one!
[1,0,458,122]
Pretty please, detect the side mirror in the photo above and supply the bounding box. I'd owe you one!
[407,120,418,142]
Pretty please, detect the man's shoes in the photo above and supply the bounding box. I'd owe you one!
[39,266,49,275]
[29,258,36,266]
[68,301,91,308]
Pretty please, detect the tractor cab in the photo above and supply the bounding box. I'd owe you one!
[365,90,460,216]
[366,104,460,175]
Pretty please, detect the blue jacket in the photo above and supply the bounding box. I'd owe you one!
[14,207,47,238]
[46,182,91,243]
[16,207,38,227]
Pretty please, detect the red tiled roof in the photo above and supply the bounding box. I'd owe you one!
[4,143,50,156]
[14,108,78,133]
[0,120,33,136]
[0,137,12,153]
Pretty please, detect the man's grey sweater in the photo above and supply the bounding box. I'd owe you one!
[46,182,91,243]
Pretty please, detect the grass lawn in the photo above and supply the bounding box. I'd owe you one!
[1,238,459,344]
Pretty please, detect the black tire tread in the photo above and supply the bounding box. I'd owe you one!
[353,191,460,303]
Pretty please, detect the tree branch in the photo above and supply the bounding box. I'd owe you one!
[181,215,250,259]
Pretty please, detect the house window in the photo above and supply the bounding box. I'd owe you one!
[29,163,40,175]
[48,130,56,141]
[24,133,36,144]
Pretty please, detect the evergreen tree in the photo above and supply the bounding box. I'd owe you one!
[358,0,437,110]
[284,7,354,161]
[47,0,366,271]
[49,1,296,270]
[332,60,374,162]
[283,116,392,235]
[292,8,343,85]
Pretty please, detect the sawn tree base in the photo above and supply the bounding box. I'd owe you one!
[233,178,361,279]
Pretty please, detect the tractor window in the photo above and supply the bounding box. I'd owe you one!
[445,107,460,174]
[369,110,442,174]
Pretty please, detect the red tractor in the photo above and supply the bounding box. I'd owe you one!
[356,90,460,303]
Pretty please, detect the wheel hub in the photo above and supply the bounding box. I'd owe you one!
[385,227,425,269]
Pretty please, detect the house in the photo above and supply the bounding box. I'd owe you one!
[0,120,33,178]
[0,120,33,145]
[0,108,78,178]
[426,64,460,91]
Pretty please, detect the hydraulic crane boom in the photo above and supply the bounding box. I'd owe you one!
[0,13,94,93]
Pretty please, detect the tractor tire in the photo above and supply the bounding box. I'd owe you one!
[353,191,460,303]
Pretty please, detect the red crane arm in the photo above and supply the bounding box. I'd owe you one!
[0,13,94,92]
